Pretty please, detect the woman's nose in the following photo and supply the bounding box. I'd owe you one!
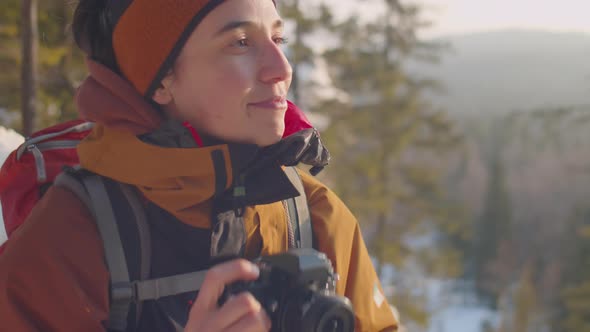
[258,41,293,85]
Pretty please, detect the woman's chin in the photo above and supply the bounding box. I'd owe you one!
[253,128,284,147]
[254,135,282,147]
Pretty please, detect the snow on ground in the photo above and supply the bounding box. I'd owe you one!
[421,277,499,332]
[380,257,499,332]
[428,305,499,332]
[0,126,24,245]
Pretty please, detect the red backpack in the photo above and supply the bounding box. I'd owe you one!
[0,119,94,253]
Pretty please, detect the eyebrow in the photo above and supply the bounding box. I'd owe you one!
[215,19,284,36]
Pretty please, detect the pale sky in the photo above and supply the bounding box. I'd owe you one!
[319,0,590,38]
[417,0,590,38]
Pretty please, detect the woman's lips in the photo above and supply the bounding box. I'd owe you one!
[249,96,287,110]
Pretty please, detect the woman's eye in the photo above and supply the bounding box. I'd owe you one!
[230,36,288,49]
[273,37,289,45]
[234,38,249,48]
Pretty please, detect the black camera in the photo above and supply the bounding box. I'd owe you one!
[219,249,355,332]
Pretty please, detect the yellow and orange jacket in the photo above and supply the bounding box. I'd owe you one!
[0,60,398,331]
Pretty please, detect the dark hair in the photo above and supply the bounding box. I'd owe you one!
[71,0,120,72]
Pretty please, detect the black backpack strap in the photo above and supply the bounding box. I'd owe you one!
[283,167,313,249]
[118,183,151,328]
[80,176,132,331]
[55,172,150,331]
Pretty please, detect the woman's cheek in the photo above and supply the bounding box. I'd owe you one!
[228,55,257,84]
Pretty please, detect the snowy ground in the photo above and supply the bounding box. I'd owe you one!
[0,126,24,245]
[428,305,498,332]
[381,259,499,332]
[426,279,499,332]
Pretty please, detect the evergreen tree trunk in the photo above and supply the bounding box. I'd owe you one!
[21,0,38,136]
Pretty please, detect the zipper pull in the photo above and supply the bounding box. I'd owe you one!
[27,144,47,183]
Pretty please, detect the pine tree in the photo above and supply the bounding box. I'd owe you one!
[559,223,590,332]
[473,117,514,306]
[0,0,21,127]
[561,280,590,332]
[0,0,86,132]
[513,266,537,332]
[311,0,464,327]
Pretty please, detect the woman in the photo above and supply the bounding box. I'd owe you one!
[0,0,398,331]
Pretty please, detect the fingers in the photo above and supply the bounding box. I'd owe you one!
[208,292,272,331]
[190,259,259,312]
[223,303,272,332]
[185,259,270,332]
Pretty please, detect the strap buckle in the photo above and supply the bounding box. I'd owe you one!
[111,281,137,303]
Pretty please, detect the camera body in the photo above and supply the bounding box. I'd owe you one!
[220,249,355,332]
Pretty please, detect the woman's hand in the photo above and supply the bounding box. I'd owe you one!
[184,259,271,332]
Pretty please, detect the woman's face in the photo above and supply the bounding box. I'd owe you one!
[154,0,292,147]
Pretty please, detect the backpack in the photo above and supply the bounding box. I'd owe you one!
[0,120,313,331]
[0,119,93,252]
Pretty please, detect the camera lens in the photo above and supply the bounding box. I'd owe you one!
[321,317,344,332]
[300,293,354,332]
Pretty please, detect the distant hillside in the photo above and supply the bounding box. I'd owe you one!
[408,30,590,114]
